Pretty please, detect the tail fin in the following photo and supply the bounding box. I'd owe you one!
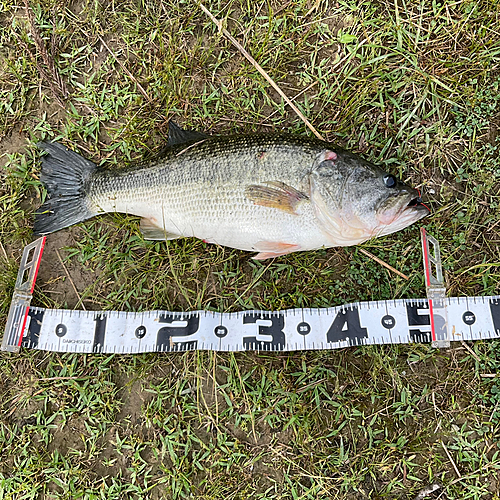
[34,142,97,235]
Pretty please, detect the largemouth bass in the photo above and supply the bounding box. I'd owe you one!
[34,123,429,259]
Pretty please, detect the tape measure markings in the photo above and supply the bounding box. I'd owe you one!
[11,296,500,354]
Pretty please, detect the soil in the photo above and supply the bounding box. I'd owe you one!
[36,228,101,310]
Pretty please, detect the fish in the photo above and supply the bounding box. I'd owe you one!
[34,122,429,260]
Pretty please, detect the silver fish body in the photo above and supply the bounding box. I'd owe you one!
[35,127,429,259]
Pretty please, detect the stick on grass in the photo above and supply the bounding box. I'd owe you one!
[198,2,325,141]
[55,248,86,311]
[98,36,152,103]
[358,248,409,280]
[23,0,68,106]
[441,440,462,479]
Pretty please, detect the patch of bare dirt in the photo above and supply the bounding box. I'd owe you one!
[36,229,101,310]
[0,130,27,164]
[47,415,87,455]
[115,373,153,424]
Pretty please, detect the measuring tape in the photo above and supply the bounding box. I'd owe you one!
[2,230,500,354]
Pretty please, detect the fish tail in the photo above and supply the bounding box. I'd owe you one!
[34,142,97,235]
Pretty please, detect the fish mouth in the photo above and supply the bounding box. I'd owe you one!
[404,195,430,218]
[375,192,430,237]
[407,196,422,207]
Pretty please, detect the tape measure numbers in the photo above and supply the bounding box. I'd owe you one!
[16,298,500,354]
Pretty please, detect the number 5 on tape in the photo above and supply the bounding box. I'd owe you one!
[421,228,449,348]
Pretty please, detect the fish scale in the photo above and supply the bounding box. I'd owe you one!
[34,124,429,259]
[89,138,330,251]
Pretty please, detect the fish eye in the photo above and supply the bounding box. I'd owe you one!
[383,174,397,188]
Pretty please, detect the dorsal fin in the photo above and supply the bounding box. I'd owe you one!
[167,121,208,147]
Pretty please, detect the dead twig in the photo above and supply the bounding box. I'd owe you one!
[37,376,90,381]
[23,0,68,106]
[55,248,86,311]
[0,241,8,261]
[297,378,327,393]
[460,340,481,362]
[441,440,461,478]
[198,2,324,141]
[358,248,409,280]
[98,36,152,103]
[18,36,57,99]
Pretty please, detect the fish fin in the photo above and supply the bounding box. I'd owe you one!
[253,241,301,260]
[140,218,181,240]
[245,181,308,215]
[167,121,209,147]
[34,142,97,235]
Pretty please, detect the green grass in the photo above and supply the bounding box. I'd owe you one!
[1,0,500,498]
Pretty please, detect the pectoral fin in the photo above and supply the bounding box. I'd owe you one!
[253,241,301,260]
[140,218,181,241]
[245,181,308,215]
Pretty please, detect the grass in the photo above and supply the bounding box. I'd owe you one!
[1,0,500,498]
